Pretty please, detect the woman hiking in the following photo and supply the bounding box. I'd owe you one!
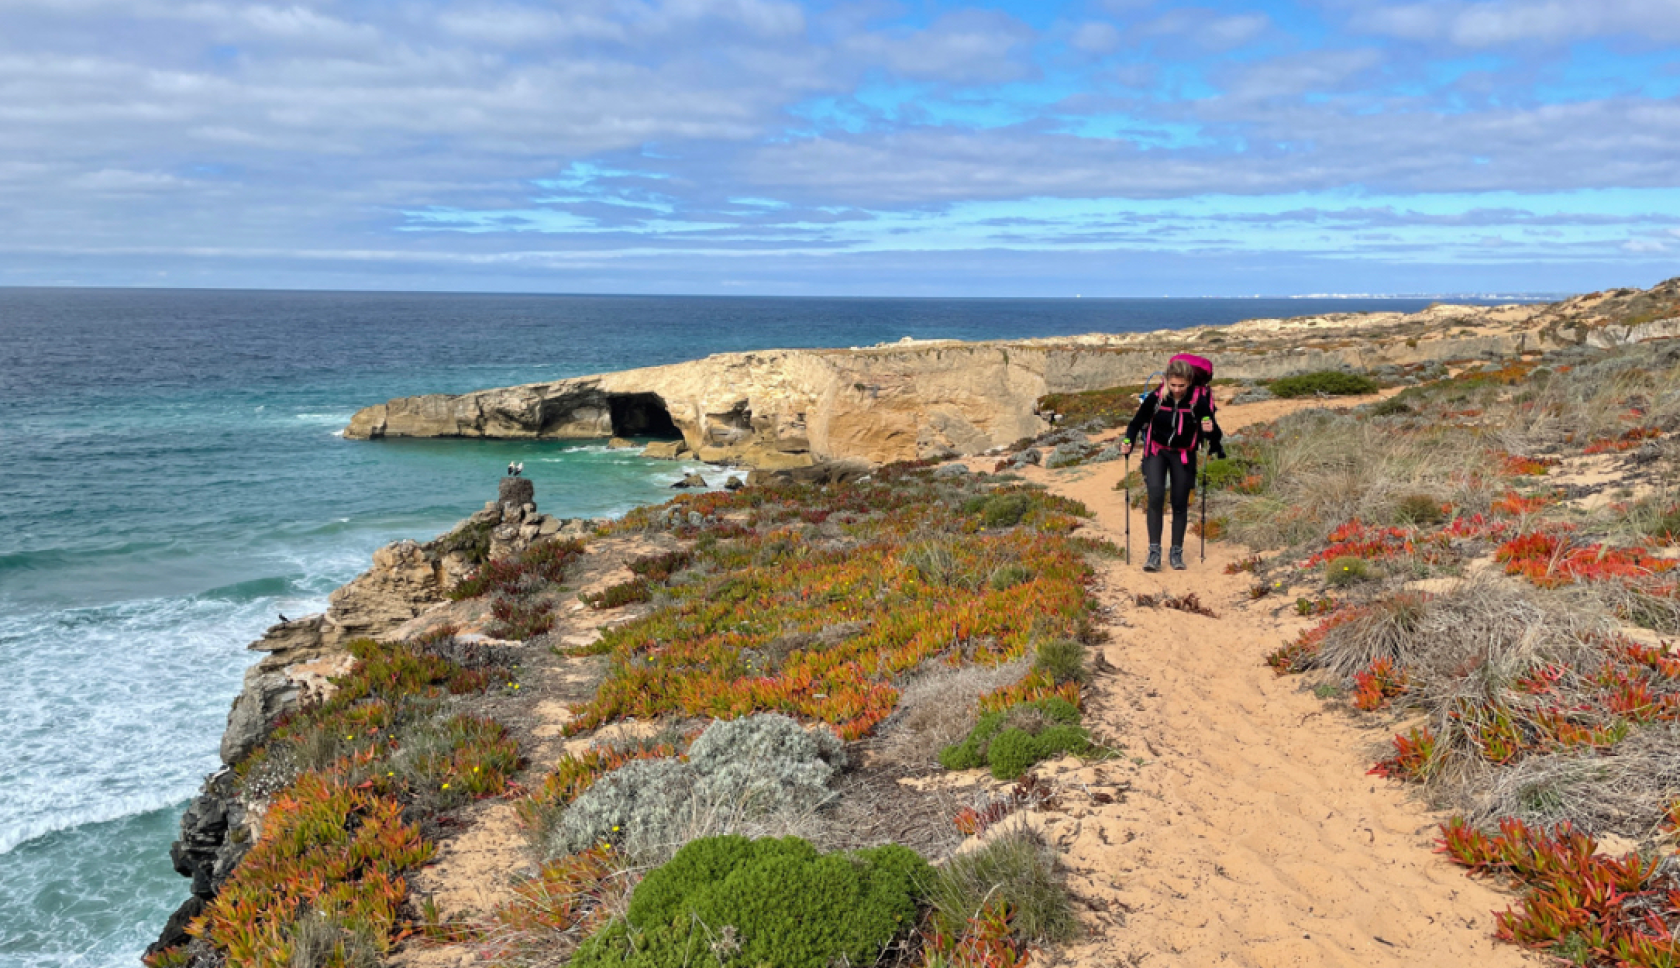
[1119,357,1225,572]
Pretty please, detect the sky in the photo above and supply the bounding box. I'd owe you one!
[2,0,1679,296]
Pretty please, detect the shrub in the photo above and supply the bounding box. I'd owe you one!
[1200,457,1251,491]
[580,578,652,610]
[488,593,556,639]
[570,835,928,968]
[923,827,1077,946]
[627,550,692,581]
[1035,385,1150,429]
[431,516,497,565]
[1394,493,1446,526]
[1032,638,1088,686]
[939,698,1092,779]
[1268,371,1380,399]
[450,538,585,600]
[979,493,1032,528]
[988,563,1034,590]
[554,715,845,858]
[987,726,1092,780]
[1325,555,1376,586]
[1370,397,1413,417]
[284,910,382,968]
[687,712,846,773]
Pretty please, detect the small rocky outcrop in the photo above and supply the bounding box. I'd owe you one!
[153,479,572,957]
[642,440,689,460]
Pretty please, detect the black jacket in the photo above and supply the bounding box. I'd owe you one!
[1125,388,1225,458]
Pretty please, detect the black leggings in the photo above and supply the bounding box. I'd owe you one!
[1142,450,1197,547]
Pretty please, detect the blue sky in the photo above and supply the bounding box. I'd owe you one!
[1,0,1678,295]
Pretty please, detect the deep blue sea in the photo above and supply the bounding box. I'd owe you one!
[0,288,1509,967]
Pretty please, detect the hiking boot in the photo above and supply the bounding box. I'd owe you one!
[1169,546,1186,570]
[1143,544,1162,572]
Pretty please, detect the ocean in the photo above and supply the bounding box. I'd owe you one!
[0,288,1501,967]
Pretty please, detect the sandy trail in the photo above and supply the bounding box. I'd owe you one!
[997,400,1531,967]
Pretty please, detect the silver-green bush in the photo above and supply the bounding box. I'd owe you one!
[553,714,847,861]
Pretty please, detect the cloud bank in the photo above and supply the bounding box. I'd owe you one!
[0,0,1676,294]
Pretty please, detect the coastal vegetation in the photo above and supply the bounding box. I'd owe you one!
[1241,345,1680,966]
[153,462,1112,968]
[146,638,520,968]
[153,279,1680,968]
[1265,370,1381,398]
[479,465,1110,966]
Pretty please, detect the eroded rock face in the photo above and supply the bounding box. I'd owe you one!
[345,281,1680,467]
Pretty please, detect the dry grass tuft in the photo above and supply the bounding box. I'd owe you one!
[1457,724,1680,840]
[876,660,1032,769]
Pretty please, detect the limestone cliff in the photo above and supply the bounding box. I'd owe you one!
[345,278,1680,467]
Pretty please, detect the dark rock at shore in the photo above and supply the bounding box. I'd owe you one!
[672,472,707,489]
[151,770,248,958]
[145,897,204,958]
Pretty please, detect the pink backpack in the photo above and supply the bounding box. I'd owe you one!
[1143,354,1215,463]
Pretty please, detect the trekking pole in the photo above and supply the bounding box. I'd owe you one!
[1200,465,1208,562]
[1123,451,1132,567]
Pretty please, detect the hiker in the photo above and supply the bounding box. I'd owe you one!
[1119,357,1225,572]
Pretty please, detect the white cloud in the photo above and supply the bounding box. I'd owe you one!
[1138,8,1270,50]
[843,10,1038,84]
[1225,49,1385,100]
[1349,0,1680,46]
[1070,20,1123,54]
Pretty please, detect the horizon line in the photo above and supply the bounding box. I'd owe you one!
[0,283,1569,302]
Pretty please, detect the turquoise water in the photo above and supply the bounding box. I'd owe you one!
[0,288,1486,967]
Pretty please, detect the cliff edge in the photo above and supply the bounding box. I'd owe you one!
[343,279,1680,467]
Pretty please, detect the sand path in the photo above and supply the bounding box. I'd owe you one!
[997,396,1532,967]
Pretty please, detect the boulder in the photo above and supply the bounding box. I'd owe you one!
[220,669,299,765]
[607,437,637,449]
[642,440,689,460]
[672,473,708,489]
[724,475,744,490]
[1046,442,1094,468]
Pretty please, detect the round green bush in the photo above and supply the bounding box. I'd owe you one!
[1325,555,1376,587]
[1199,457,1251,491]
[986,725,1092,780]
[570,836,929,968]
[938,697,1087,779]
[1393,493,1445,526]
[1032,639,1088,686]
[980,494,1032,528]
[1268,371,1380,399]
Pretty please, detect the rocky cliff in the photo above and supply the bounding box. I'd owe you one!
[148,477,593,960]
[343,278,1680,468]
